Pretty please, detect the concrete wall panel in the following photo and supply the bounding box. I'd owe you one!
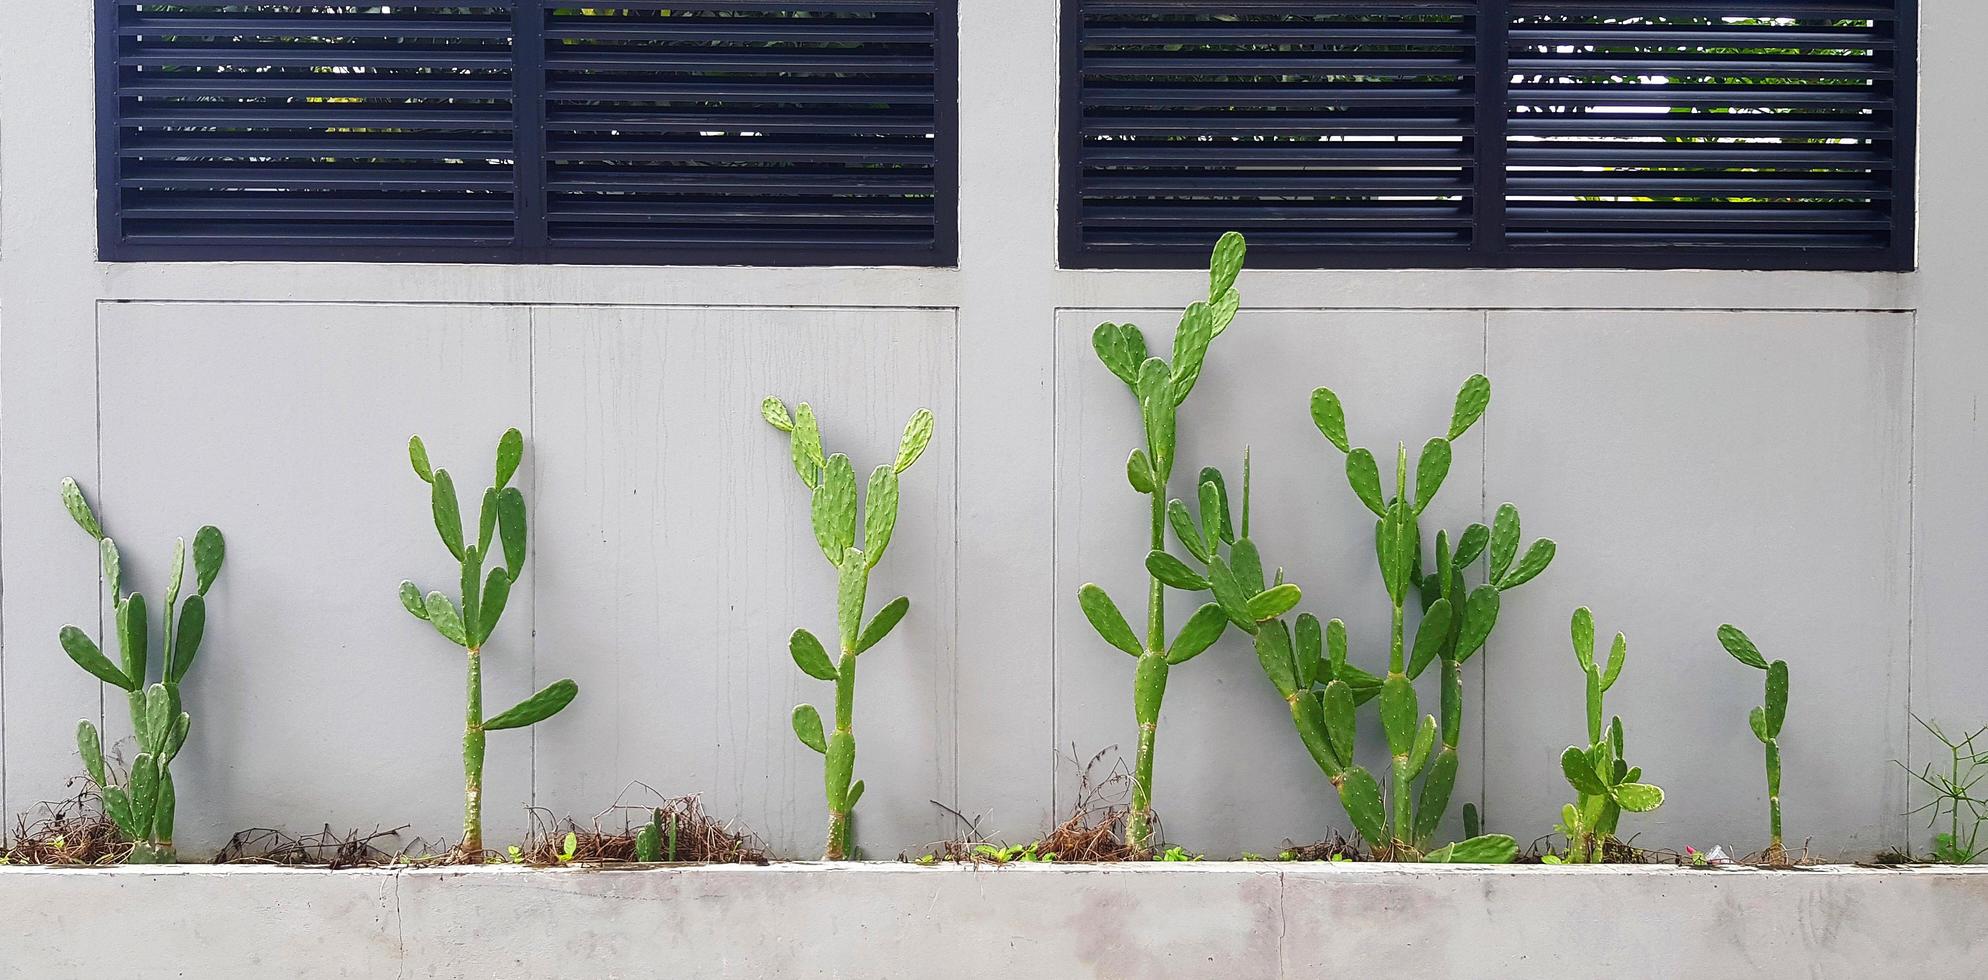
[96,301,535,853]
[1483,311,1913,856]
[528,306,957,858]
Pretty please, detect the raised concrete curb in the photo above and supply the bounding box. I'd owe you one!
[1,863,1983,978]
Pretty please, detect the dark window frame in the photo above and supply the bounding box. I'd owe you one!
[97,1,960,267]
[1060,1,1916,272]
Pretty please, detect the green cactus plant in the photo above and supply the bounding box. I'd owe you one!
[1078,231,1247,855]
[399,429,579,856]
[763,399,934,860]
[633,808,678,863]
[56,478,224,864]
[1718,624,1789,855]
[1308,375,1554,852]
[1545,608,1664,864]
[1153,454,1516,864]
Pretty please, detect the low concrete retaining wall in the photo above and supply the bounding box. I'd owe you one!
[1,863,1983,978]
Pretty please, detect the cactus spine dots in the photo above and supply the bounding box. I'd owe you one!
[1547,608,1664,864]
[57,478,224,863]
[1309,375,1552,855]
[399,429,579,856]
[1718,623,1789,854]
[765,399,933,859]
[1078,231,1246,855]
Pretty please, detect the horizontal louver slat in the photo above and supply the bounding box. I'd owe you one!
[538,2,949,260]
[1064,1,1481,266]
[100,1,955,265]
[105,2,518,257]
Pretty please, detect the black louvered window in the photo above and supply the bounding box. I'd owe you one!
[98,2,957,265]
[1062,1,1914,271]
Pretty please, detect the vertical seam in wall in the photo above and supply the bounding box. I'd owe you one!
[1903,310,1917,803]
[1049,309,1060,821]
[526,305,538,811]
[1478,310,1490,815]
[0,380,5,831]
[93,304,106,759]
[950,309,961,827]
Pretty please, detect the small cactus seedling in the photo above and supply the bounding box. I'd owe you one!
[1546,608,1664,864]
[399,429,579,855]
[634,808,679,863]
[1078,231,1247,855]
[57,478,225,864]
[1309,374,1553,852]
[764,399,935,860]
[1154,455,1515,864]
[1718,624,1789,854]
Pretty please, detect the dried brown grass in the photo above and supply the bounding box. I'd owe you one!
[5,786,128,866]
[515,788,767,866]
[905,747,1165,864]
[1278,833,1365,862]
[213,825,413,868]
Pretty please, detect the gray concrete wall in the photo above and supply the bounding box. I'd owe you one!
[2,864,1985,979]
[0,1,1974,860]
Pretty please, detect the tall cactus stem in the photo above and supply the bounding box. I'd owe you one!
[402,431,578,861]
[1125,485,1169,855]
[1440,660,1463,748]
[767,403,931,861]
[463,646,486,854]
[836,616,860,732]
[1129,720,1159,853]
[1388,603,1405,676]
[1766,739,1783,847]
[824,641,859,860]
[1146,489,1167,652]
[826,811,849,861]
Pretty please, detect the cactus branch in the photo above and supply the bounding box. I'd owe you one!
[767,403,931,859]
[1125,476,1172,853]
[463,647,486,851]
[1551,609,1663,863]
[55,478,223,863]
[1720,624,1789,852]
[1079,233,1246,856]
[402,431,576,857]
[1303,375,1552,856]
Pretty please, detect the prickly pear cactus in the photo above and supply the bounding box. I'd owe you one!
[1551,608,1665,863]
[765,399,933,860]
[56,477,223,864]
[1718,624,1788,852]
[1308,374,1554,853]
[1077,231,1247,855]
[1151,454,1378,842]
[399,430,579,855]
[1148,454,1510,864]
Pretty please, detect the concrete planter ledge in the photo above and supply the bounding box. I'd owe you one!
[5,863,1986,978]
